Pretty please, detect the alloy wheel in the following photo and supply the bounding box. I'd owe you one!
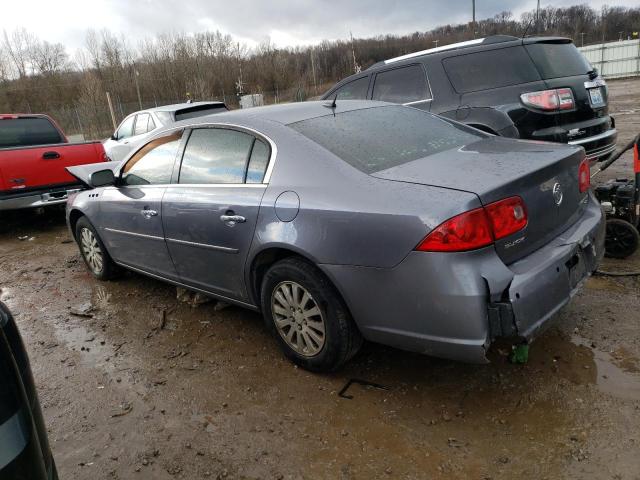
[271,281,326,357]
[80,227,104,274]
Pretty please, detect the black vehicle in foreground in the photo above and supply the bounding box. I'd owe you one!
[0,301,57,479]
[323,36,616,162]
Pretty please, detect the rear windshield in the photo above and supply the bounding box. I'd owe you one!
[525,42,592,79]
[174,105,228,122]
[0,117,64,148]
[443,46,541,93]
[289,106,482,174]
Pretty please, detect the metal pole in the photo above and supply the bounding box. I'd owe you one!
[105,91,117,131]
[472,0,476,38]
[580,32,585,47]
[536,0,540,33]
[310,48,317,96]
[134,70,142,110]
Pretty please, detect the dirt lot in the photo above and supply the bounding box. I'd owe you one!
[1,79,640,480]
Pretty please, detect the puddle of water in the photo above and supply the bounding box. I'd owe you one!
[572,335,640,401]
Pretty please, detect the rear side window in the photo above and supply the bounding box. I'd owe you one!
[332,77,370,100]
[246,139,270,183]
[372,65,430,103]
[179,128,254,184]
[443,47,541,93]
[122,131,182,185]
[0,117,63,148]
[525,43,591,79]
[289,106,482,174]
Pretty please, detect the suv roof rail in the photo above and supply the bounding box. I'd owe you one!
[378,35,519,66]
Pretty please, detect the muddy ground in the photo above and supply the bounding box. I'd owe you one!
[1,79,640,480]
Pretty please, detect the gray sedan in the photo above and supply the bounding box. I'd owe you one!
[66,101,604,372]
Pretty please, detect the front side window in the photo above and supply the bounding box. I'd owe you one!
[179,128,254,184]
[121,131,182,186]
[116,115,135,140]
[134,113,151,136]
[332,76,370,100]
[372,65,430,104]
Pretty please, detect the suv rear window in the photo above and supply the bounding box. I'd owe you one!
[0,117,64,148]
[443,46,541,93]
[289,106,482,174]
[525,42,591,79]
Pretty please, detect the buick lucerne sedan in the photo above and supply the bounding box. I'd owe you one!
[66,101,604,372]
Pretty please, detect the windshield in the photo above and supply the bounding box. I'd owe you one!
[289,106,482,174]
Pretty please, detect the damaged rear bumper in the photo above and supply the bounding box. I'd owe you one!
[321,192,605,364]
[0,186,82,211]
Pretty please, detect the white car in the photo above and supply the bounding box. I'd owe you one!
[103,101,227,162]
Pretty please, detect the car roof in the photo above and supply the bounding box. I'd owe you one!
[147,101,226,113]
[172,100,391,127]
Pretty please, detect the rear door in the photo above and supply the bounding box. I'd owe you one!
[162,127,271,300]
[99,130,183,279]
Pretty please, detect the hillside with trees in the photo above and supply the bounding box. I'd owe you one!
[1,4,638,138]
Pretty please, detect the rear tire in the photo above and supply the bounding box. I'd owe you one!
[604,218,640,259]
[75,216,119,280]
[260,257,362,372]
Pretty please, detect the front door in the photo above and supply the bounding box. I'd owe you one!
[162,127,272,300]
[99,130,183,279]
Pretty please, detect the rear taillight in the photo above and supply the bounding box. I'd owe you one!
[520,88,575,111]
[416,196,528,252]
[484,196,528,240]
[578,159,590,193]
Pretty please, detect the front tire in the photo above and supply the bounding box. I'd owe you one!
[261,257,362,372]
[75,216,119,280]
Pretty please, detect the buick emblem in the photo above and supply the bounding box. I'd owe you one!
[552,183,563,206]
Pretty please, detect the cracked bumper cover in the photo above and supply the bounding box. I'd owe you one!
[321,192,605,364]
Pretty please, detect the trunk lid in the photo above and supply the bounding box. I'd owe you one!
[372,136,587,264]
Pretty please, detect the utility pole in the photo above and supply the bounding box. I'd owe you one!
[134,69,142,110]
[433,40,439,48]
[580,32,585,47]
[310,47,318,96]
[536,0,541,33]
[105,91,117,131]
[472,0,476,38]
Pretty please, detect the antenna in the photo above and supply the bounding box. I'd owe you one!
[323,93,338,110]
[522,17,534,39]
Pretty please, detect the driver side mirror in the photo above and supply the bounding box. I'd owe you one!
[89,169,116,188]
[110,133,117,140]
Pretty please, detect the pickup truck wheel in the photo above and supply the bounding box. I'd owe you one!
[75,217,118,280]
[261,257,362,372]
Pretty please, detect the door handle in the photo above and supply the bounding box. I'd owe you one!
[220,214,246,226]
[42,151,60,160]
[141,209,158,219]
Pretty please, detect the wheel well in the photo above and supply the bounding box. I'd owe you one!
[249,248,303,305]
[68,209,84,239]
[468,124,498,136]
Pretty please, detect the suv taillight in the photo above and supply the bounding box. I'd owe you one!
[416,197,528,252]
[520,88,575,111]
[579,159,590,193]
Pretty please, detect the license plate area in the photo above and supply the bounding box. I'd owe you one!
[588,87,605,108]
[566,249,587,289]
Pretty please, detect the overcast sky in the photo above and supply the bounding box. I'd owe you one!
[2,0,640,53]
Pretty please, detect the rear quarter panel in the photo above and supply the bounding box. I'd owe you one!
[248,122,481,269]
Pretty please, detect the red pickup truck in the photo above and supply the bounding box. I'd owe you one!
[0,114,106,210]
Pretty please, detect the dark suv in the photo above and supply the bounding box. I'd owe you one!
[322,36,616,161]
